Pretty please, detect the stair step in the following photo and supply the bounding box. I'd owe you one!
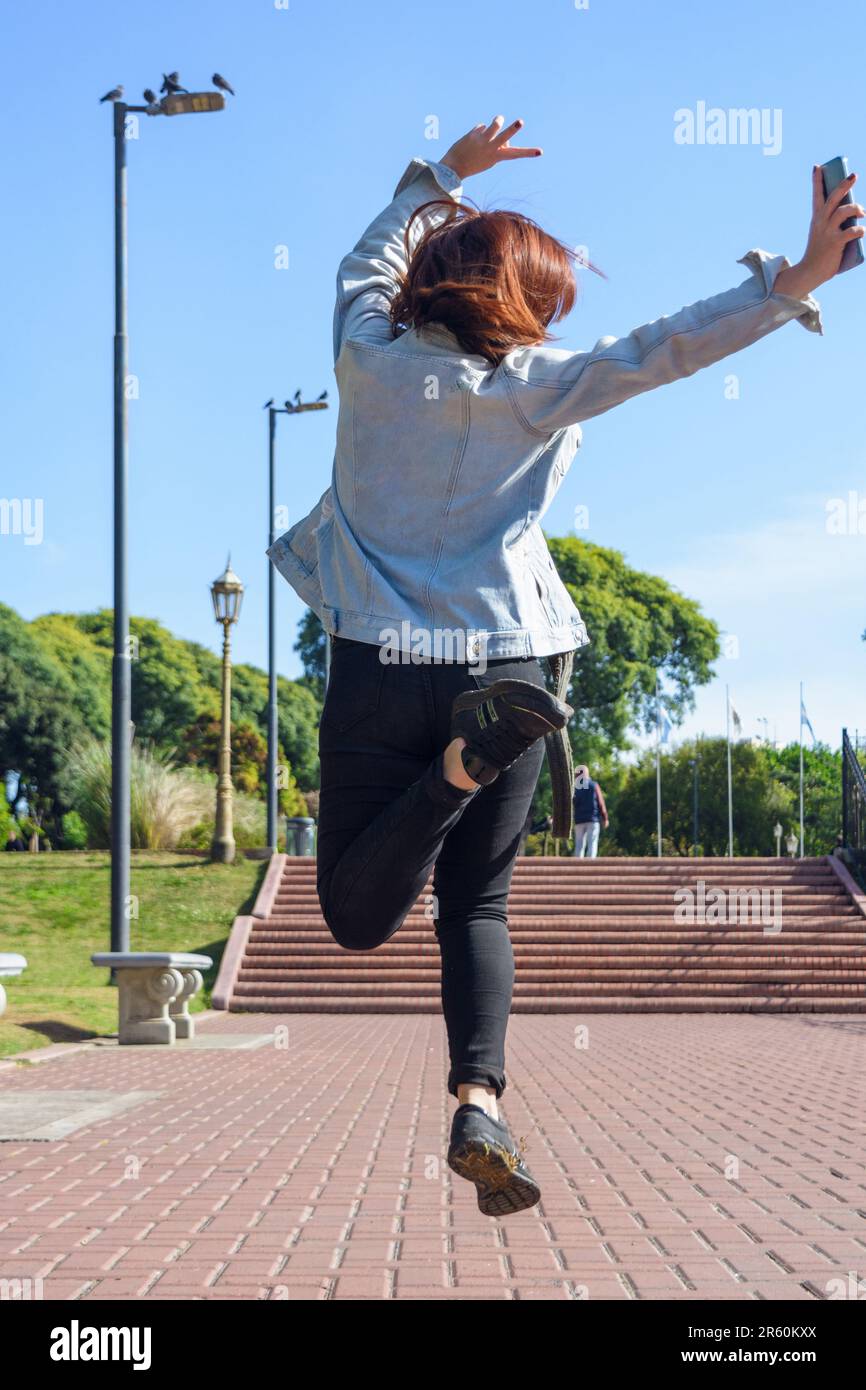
[255,917,861,928]
[225,854,865,1014]
[230,996,866,1014]
[233,977,866,997]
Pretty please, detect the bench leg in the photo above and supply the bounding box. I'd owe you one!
[116,967,184,1045]
[169,968,204,1040]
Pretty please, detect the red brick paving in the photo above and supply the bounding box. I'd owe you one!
[1,1013,864,1300]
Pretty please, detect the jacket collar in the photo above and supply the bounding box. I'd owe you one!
[400,323,491,367]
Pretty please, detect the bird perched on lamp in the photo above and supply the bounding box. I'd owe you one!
[143,88,158,105]
[99,85,124,103]
[161,72,187,95]
[212,73,235,97]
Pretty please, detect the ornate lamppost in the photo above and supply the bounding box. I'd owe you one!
[210,557,244,864]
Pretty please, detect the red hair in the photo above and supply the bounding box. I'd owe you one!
[390,198,588,366]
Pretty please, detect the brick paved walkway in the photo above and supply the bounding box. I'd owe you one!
[1,1013,864,1300]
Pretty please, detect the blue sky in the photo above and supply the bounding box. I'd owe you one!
[2,0,864,753]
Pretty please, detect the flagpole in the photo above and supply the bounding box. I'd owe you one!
[655,675,662,858]
[799,681,804,859]
[726,684,733,858]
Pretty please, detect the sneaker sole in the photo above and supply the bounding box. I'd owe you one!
[452,678,573,733]
[448,1137,541,1218]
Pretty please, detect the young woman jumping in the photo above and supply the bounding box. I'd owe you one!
[269,117,861,1217]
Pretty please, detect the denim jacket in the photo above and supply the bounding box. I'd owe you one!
[268,156,822,662]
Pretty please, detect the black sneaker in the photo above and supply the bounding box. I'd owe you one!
[448,1103,541,1217]
[451,679,573,786]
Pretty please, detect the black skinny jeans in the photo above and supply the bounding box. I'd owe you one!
[316,636,547,1099]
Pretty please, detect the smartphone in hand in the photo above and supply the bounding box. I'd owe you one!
[821,156,864,273]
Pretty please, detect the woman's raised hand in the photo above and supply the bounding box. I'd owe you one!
[774,167,865,300]
[441,117,542,180]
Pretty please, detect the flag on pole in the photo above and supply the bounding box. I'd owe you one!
[800,695,816,745]
[728,694,742,738]
[658,703,673,745]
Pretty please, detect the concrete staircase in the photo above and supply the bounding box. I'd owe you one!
[224,856,866,1014]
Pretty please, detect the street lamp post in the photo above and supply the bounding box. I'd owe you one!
[210,559,244,864]
[264,395,329,853]
[106,83,226,954]
[111,100,131,954]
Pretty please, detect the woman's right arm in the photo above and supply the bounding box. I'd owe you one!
[332,157,463,361]
[333,117,540,362]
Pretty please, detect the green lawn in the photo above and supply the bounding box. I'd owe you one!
[0,851,264,1059]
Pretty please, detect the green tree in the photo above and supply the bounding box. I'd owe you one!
[765,743,841,856]
[30,614,112,738]
[610,738,795,857]
[0,606,323,840]
[0,605,92,820]
[276,677,321,790]
[294,609,326,697]
[548,536,719,764]
[73,611,218,742]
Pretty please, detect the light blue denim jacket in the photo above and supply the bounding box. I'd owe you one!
[268,157,822,661]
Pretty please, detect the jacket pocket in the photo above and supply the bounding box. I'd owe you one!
[322,638,386,733]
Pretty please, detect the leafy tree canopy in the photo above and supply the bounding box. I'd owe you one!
[548,536,720,762]
[0,607,322,834]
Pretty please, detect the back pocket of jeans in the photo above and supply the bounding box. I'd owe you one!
[323,639,386,732]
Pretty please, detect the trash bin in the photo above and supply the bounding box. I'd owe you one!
[285,816,316,856]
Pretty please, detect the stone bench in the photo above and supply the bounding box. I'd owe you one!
[91,953,213,1045]
[0,953,27,1018]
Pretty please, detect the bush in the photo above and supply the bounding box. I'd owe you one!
[61,810,89,850]
[0,796,14,845]
[175,784,267,852]
[62,737,279,853]
[62,739,212,850]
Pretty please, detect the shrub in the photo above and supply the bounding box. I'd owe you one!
[0,795,14,844]
[61,810,89,850]
[62,738,280,853]
[175,785,267,852]
[62,739,212,850]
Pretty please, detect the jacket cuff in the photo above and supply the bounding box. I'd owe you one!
[393,156,464,202]
[738,249,823,335]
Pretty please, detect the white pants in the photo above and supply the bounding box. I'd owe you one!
[572,821,600,858]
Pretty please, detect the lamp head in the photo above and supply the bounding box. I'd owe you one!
[211,554,244,624]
